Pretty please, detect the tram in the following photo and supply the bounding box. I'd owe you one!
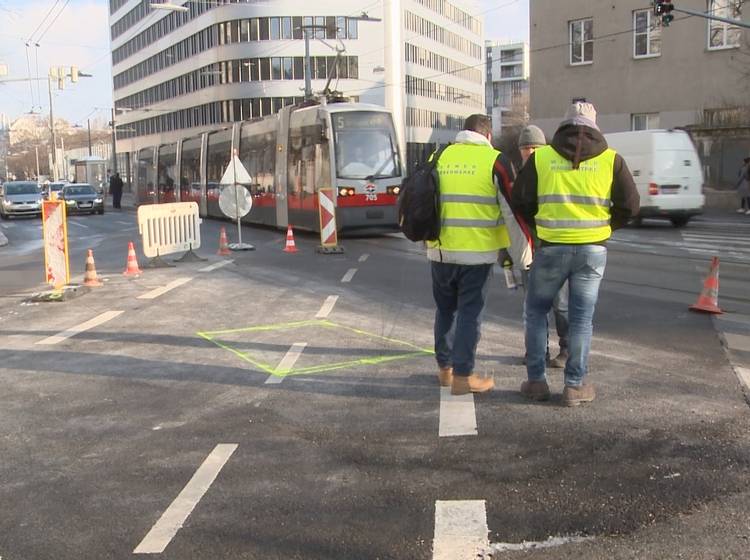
[134,100,404,232]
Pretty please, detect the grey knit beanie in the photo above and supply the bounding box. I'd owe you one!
[561,101,599,131]
[518,125,546,148]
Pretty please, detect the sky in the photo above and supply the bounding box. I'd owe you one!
[0,0,529,126]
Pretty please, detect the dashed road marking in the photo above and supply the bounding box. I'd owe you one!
[0,222,13,228]
[358,253,369,263]
[67,220,90,229]
[735,366,750,392]
[439,387,477,437]
[35,310,124,345]
[115,220,131,226]
[133,443,238,554]
[341,268,357,283]
[433,500,488,560]
[199,260,233,273]
[137,277,194,300]
[315,295,339,319]
[266,342,307,384]
[486,535,595,554]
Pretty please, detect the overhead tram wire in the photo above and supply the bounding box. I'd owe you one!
[35,0,71,45]
[26,0,61,43]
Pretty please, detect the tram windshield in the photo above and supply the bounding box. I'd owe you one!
[333,111,401,180]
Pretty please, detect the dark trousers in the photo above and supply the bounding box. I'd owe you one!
[112,187,122,208]
[432,261,493,376]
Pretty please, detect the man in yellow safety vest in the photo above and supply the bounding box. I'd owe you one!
[428,114,533,395]
[512,102,639,406]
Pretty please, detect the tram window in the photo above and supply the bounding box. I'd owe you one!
[271,57,282,80]
[207,130,232,201]
[259,17,269,41]
[282,17,292,40]
[270,17,280,40]
[292,17,303,39]
[333,111,401,180]
[158,144,177,203]
[250,18,259,41]
[259,58,270,81]
[283,57,293,80]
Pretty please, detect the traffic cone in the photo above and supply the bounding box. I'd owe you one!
[217,226,231,256]
[123,241,142,276]
[690,256,723,314]
[83,249,102,287]
[283,224,298,253]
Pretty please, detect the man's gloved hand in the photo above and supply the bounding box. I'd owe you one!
[498,249,513,268]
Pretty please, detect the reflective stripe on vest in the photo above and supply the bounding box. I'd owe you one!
[534,146,616,244]
[426,143,510,255]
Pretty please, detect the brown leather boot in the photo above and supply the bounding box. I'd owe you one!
[451,374,494,395]
[562,384,595,407]
[549,349,568,369]
[438,366,453,387]
[520,380,551,401]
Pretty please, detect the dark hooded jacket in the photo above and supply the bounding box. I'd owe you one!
[511,124,640,242]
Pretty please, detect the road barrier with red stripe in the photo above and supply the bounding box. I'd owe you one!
[317,188,344,254]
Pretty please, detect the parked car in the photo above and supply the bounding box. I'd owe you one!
[43,181,68,200]
[0,181,42,219]
[604,129,705,227]
[59,183,104,215]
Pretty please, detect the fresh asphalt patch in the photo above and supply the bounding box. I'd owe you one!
[1,225,750,558]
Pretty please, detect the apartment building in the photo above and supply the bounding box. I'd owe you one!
[485,40,530,136]
[108,0,485,174]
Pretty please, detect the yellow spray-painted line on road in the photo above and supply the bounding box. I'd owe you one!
[198,319,433,379]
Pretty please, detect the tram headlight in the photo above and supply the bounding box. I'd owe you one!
[338,187,355,197]
[387,185,401,195]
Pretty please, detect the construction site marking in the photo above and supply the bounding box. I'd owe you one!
[36,310,124,345]
[133,443,237,554]
[138,277,193,300]
[432,500,488,560]
[439,388,477,437]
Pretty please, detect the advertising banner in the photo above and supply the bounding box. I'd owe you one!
[42,200,69,289]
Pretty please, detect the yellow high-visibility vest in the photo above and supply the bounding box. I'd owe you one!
[534,146,616,244]
[427,144,510,262]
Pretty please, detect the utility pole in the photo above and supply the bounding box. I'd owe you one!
[34,145,40,178]
[47,75,57,180]
[110,107,117,175]
[87,118,92,156]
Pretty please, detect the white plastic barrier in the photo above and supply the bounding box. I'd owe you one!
[137,202,202,258]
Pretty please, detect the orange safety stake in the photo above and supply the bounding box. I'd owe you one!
[123,241,143,276]
[283,224,298,253]
[217,226,231,256]
[83,249,102,287]
[689,256,723,314]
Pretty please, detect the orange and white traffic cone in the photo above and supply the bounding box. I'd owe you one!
[283,224,298,253]
[83,248,102,287]
[217,226,231,256]
[690,256,723,314]
[123,241,142,276]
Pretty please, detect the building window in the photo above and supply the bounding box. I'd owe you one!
[633,9,661,57]
[631,113,660,131]
[569,18,593,65]
[708,0,742,49]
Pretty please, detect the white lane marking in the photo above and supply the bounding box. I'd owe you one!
[735,366,750,392]
[137,277,194,300]
[115,220,131,226]
[265,342,307,384]
[133,443,238,554]
[433,500,488,560]
[67,220,90,229]
[722,332,750,352]
[0,222,13,229]
[36,310,124,345]
[341,268,357,283]
[199,260,233,273]
[358,253,369,263]
[486,535,595,553]
[315,295,338,319]
[439,387,477,437]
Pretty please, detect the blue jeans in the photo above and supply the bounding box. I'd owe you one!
[525,245,607,386]
[553,282,569,350]
[432,262,493,376]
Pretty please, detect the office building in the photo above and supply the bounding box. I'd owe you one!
[485,40,529,136]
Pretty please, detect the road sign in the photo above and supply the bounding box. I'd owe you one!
[219,185,252,220]
[219,152,255,251]
[317,187,344,254]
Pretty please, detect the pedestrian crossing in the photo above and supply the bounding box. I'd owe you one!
[608,219,750,264]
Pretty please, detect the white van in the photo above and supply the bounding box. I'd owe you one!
[604,129,705,227]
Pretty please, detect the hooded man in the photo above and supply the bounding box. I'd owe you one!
[512,102,639,406]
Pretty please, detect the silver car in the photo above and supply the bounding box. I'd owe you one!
[0,181,42,219]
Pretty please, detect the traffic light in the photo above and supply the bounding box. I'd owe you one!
[653,1,675,26]
[654,0,666,15]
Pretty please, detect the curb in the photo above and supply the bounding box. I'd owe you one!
[0,230,7,247]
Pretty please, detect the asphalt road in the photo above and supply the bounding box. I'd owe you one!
[1,211,749,559]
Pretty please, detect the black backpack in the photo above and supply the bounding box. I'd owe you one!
[398,145,449,242]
